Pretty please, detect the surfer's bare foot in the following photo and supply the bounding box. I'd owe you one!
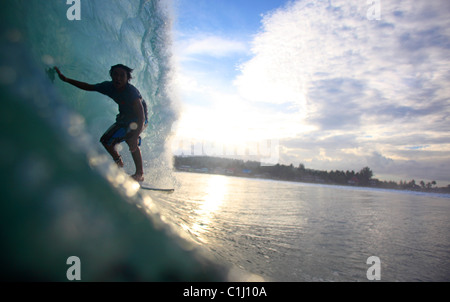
[131,173,144,182]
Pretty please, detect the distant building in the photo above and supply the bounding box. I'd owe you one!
[348,176,359,185]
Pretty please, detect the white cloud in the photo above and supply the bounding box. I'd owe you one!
[174,0,450,183]
[176,35,249,58]
[231,0,450,183]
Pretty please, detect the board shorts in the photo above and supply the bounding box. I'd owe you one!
[100,119,148,148]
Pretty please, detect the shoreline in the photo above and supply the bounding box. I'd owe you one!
[174,169,450,198]
[173,156,450,196]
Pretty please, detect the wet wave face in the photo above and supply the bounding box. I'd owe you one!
[0,0,228,282]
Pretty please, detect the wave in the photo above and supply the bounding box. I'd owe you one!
[0,0,229,281]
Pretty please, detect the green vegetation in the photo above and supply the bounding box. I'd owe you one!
[174,156,450,194]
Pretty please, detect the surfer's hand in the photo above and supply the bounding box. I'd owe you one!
[54,67,66,82]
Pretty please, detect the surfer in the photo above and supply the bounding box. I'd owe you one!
[54,65,148,182]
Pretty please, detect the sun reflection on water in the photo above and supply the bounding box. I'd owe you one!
[190,175,229,243]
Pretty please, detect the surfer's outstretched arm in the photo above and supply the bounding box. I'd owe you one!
[54,67,95,91]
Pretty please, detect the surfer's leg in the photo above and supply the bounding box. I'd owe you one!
[126,137,144,182]
[100,123,126,167]
[106,145,124,167]
[130,147,144,182]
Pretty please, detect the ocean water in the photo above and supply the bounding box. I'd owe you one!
[1,0,449,282]
[1,0,177,185]
[0,0,227,282]
[152,172,450,282]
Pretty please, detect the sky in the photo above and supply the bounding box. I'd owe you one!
[170,0,450,185]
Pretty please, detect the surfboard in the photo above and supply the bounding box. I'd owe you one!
[140,185,174,192]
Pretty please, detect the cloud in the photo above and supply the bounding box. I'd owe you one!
[306,77,367,130]
[236,1,450,118]
[176,35,249,58]
[229,0,450,183]
[172,0,450,183]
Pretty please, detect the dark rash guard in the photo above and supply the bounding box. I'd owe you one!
[94,81,148,125]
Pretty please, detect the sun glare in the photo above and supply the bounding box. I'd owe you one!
[190,175,229,243]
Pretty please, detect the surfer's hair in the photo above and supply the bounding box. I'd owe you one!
[109,64,133,81]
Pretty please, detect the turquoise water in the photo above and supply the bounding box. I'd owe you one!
[0,0,226,282]
[2,0,177,185]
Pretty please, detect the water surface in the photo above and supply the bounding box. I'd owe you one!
[150,172,450,281]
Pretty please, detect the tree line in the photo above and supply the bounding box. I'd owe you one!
[174,156,450,193]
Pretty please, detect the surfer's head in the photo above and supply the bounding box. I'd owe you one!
[110,64,133,90]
